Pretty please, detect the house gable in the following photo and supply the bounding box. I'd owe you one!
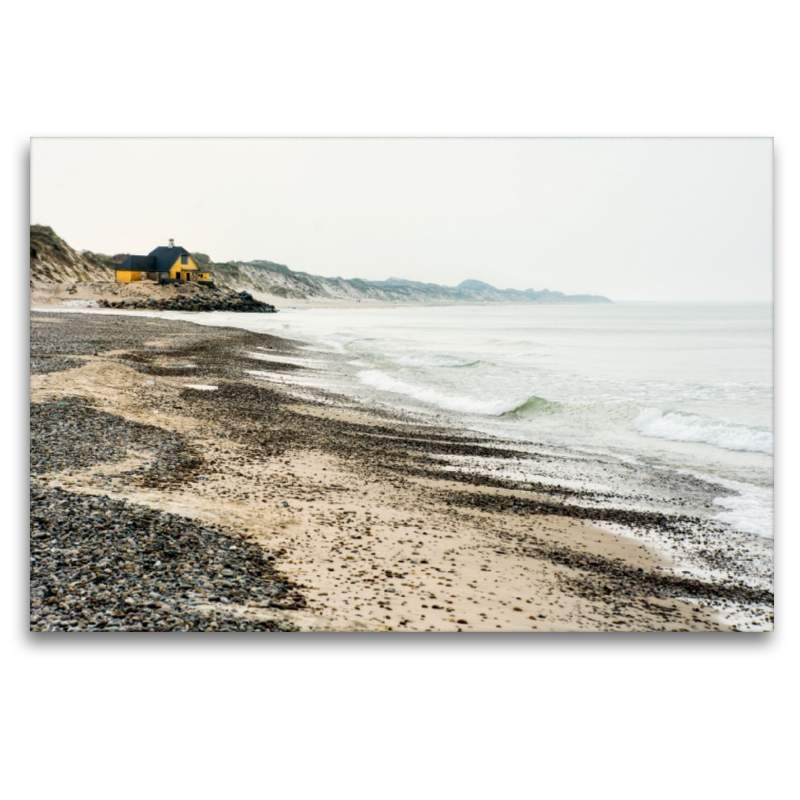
[168,253,201,279]
[147,246,191,272]
[115,244,213,283]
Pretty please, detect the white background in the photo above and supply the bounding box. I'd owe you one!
[3,2,795,798]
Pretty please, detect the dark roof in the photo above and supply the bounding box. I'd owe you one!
[147,245,190,272]
[117,255,155,271]
[115,246,192,273]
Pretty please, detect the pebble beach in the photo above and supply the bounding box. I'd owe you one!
[29,310,773,632]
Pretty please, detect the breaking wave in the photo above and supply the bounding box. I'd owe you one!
[358,370,567,417]
[505,395,563,416]
[635,408,773,454]
[357,370,523,415]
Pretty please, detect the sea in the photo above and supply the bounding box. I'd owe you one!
[103,301,775,618]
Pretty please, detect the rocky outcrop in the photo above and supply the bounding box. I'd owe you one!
[98,290,277,313]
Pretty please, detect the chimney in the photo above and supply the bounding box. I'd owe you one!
[168,238,174,248]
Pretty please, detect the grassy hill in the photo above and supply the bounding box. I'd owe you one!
[30,226,127,283]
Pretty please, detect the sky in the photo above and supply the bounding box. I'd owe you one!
[30,138,772,302]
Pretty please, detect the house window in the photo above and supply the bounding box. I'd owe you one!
[181,254,188,265]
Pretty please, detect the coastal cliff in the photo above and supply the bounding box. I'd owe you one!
[207,259,613,304]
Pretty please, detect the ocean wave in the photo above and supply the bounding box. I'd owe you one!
[318,338,347,354]
[635,408,773,454]
[357,370,522,415]
[505,395,563,416]
[393,354,482,368]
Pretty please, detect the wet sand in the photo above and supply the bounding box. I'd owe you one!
[30,310,756,632]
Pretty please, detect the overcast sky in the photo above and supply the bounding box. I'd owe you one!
[30,138,772,301]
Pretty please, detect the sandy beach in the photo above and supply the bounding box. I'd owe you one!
[30,309,773,632]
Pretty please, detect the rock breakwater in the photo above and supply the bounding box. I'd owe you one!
[98,290,277,313]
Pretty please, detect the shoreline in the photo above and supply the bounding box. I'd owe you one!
[30,309,773,631]
[29,280,605,311]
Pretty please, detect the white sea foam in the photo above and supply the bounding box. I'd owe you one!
[247,352,321,367]
[183,384,218,391]
[245,369,327,388]
[677,470,774,540]
[357,369,522,415]
[713,491,773,539]
[711,481,774,539]
[634,408,773,454]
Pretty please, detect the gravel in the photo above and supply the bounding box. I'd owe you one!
[30,484,304,632]
[30,397,202,484]
[30,313,309,632]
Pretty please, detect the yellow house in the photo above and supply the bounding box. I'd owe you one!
[115,240,213,284]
